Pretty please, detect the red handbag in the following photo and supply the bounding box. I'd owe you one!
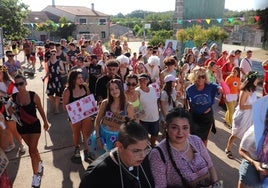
[19,107,38,125]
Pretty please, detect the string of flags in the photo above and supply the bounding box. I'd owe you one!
[177,15,261,25]
[23,21,109,28]
[23,14,263,28]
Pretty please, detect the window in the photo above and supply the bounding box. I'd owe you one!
[79,18,87,24]
[101,31,106,38]
[99,19,107,25]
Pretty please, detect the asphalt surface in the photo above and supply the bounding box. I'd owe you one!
[3,43,264,188]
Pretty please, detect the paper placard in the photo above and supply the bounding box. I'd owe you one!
[0,148,9,176]
[66,94,98,124]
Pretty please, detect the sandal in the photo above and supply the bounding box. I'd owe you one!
[225,150,234,159]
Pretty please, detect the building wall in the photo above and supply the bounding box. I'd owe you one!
[174,0,225,30]
[43,7,110,41]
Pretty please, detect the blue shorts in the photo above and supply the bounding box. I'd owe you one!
[100,125,118,151]
[140,120,159,136]
[239,159,261,188]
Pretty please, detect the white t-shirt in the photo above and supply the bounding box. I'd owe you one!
[136,86,159,122]
[240,126,257,160]
[139,45,147,56]
[240,58,252,78]
[0,82,18,94]
[160,88,177,113]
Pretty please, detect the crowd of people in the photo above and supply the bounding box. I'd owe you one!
[1,37,268,187]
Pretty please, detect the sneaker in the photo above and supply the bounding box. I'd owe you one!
[5,143,15,153]
[19,144,26,153]
[74,147,80,158]
[38,161,44,175]
[32,174,41,187]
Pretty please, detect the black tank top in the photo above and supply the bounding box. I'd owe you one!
[69,85,87,103]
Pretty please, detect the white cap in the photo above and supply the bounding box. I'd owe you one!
[164,74,178,83]
[116,54,129,65]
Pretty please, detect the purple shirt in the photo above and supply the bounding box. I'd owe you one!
[149,135,213,188]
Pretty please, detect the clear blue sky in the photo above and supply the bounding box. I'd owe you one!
[22,0,268,15]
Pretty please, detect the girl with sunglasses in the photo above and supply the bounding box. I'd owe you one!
[186,66,223,147]
[12,74,49,187]
[91,79,134,158]
[43,49,65,114]
[125,74,144,122]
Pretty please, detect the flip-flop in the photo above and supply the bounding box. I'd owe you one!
[225,150,234,159]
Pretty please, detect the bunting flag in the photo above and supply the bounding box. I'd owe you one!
[216,18,222,23]
[196,19,202,23]
[23,14,264,27]
[177,19,183,24]
[227,18,234,23]
[254,16,260,22]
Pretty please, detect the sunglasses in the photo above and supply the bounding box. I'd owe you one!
[126,82,137,87]
[8,55,15,57]
[15,82,25,87]
[198,75,206,79]
[51,53,56,56]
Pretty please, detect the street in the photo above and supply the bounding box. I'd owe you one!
[4,43,261,188]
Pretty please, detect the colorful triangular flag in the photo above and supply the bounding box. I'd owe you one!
[205,19,211,24]
[227,18,234,23]
[254,16,260,22]
[177,19,183,24]
[216,18,222,23]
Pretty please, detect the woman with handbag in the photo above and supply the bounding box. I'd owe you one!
[149,107,220,188]
[12,74,49,188]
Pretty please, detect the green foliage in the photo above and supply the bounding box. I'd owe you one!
[111,10,173,33]
[37,20,57,33]
[0,0,30,40]
[176,25,228,48]
[54,17,76,40]
[148,29,173,46]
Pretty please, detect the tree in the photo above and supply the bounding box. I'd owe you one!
[53,17,76,40]
[0,0,30,40]
[176,25,228,48]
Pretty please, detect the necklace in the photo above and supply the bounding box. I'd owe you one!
[116,151,151,188]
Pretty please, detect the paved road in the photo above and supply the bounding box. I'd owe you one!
[4,44,256,188]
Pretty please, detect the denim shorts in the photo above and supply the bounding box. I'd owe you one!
[239,159,261,188]
[140,120,159,136]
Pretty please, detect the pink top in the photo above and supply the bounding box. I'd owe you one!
[149,135,213,188]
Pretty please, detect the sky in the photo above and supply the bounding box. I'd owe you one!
[21,0,268,15]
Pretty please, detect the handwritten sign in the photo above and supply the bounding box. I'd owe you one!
[66,94,98,124]
[150,82,160,98]
[0,148,9,176]
[102,111,126,129]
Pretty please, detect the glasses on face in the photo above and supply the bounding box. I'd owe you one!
[197,75,206,79]
[51,53,56,56]
[126,145,152,157]
[15,82,25,87]
[126,82,137,87]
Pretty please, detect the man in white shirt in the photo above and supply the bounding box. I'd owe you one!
[139,41,147,56]
[240,50,253,80]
